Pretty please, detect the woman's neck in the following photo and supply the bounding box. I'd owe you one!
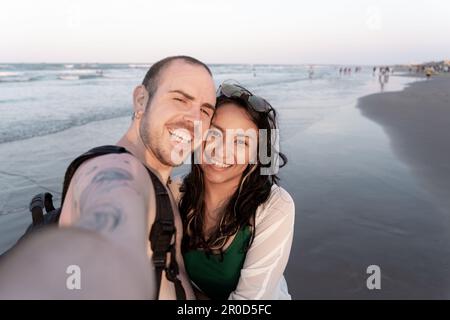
[203,177,240,218]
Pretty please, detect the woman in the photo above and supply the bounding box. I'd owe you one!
[174,83,295,300]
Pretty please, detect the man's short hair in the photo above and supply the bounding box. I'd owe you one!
[141,56,212,108]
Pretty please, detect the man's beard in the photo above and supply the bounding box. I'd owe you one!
[139,112,183,168]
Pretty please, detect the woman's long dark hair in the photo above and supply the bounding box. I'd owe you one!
[179,89,287,257]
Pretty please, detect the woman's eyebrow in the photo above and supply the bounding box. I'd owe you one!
[209,123,222,133]
[212,125,255,138]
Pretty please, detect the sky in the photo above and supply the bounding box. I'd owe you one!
[0,0,449,64]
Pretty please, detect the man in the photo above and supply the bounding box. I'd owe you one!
[0,56,217,299]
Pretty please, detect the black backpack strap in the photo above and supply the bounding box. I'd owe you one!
[60,145,130,208]
[148,170,186,300]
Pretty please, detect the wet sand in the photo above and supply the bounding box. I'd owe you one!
[358,76,450,211]
[283,75,450,299]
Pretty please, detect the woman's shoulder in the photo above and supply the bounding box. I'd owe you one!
[256,184,295,221]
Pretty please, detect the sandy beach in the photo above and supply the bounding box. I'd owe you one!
[1,73,449,299]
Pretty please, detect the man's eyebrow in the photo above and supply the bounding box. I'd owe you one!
[169,89,215,111]
[169,89,195,100]
[202,102,215,111]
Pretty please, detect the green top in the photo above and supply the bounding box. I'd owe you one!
[183,226,251,300]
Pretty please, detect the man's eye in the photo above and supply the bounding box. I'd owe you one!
[174,98,184,103]
[201,108,211,117]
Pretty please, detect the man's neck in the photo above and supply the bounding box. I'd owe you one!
[117,135,172,184]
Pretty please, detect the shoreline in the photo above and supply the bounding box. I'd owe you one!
[357,75,450,211]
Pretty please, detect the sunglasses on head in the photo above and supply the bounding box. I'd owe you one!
[217,83,274,114]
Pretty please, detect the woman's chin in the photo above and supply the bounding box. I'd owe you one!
[202,163,233,182]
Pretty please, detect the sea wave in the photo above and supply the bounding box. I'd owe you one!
[0,107,131,144]
[57,69,104,80]
[128,64,152,68]
[0,75,42,83]
[0,72,20,77]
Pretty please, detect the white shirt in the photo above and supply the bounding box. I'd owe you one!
[170,179,295,300]
[228,185,295,300]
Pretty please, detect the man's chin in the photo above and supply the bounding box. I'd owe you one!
[167,146,192,166]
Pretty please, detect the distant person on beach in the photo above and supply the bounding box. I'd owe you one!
[308,66,314,79]
[378,68,386,91]
[383,67,390,83]
[178,83,294,299]
[0,56,217,299]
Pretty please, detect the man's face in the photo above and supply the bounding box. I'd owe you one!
[139,61,216,167]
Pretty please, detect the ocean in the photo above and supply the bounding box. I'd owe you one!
[0,63,411,144]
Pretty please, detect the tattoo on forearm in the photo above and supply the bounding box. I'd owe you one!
[75,167,144,232]
[85,165,98,176]
[76,204,124,232]
[80,167,141,196]
[91,168,133,184]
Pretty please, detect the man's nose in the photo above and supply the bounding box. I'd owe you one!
[183,105,201,123]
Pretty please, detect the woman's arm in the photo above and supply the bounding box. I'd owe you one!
[229,186,295,300]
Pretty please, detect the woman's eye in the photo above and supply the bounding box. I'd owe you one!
[235,139,247,146]
[207,130,221,140]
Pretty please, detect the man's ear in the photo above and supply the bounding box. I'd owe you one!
[133,85,147,114]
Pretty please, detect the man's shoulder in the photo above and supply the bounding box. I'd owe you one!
[74,152,148,180]
[67,151,154,201]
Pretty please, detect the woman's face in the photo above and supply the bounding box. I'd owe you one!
[200,103,258,185]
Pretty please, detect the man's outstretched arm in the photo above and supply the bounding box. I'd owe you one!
[0,153,156,299]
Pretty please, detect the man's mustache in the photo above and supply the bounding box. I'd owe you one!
[167,121,195,138]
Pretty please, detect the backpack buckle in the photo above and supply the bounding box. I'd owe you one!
[153,252,167,269]
[159,219,175,233]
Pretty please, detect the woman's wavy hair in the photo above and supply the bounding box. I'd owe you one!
[179,86,287,258]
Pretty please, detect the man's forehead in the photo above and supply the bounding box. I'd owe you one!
[159,63,215,99]
[161,61,211,84]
